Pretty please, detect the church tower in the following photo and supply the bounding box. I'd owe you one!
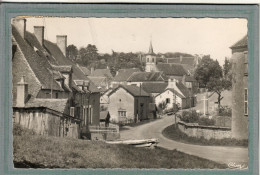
[145,41,157,72]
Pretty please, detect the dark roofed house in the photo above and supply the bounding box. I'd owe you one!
[230,35,248,54]
[91,68,113,79]
[111,68,140,87]
[156,63,188,77]
[142,82,168,97]
[12,19,100,139]
[107,85,151,123]
[77,64,91,76]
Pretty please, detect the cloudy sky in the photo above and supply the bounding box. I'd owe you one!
[25,17,247,65]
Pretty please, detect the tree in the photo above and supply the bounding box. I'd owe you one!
[207,77,232,110]
[66,44,78,60]
[194,56,232,111]
[78,44,98,66]
[194,55,222,88]
[223,57,232,81]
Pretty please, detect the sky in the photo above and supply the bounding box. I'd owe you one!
[24,17,248,65]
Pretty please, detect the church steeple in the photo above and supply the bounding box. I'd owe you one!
[148,40,154,54]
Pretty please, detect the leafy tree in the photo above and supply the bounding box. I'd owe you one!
[194,56,232,111]
[66,44,78,60]
[194,55,223,88]
[223,57,232,81]
[78,44,98,66]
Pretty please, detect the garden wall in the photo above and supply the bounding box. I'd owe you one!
[177,121,231,140]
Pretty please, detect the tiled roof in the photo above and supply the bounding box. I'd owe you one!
[77,64,91,76]
[91,69,113,79]
[230,35,248,49]
[156,63,188,76]
[127,72,166,82]
[88,76,108,92]
[113,68,140,82]
[165,57,196,66]
[51,64,72,73]
[44,40,99,93]
[142,82,168,94]
[176,82,193,98]
[12,26,64,91]
[26,98,69,113]
[165,88,185,99]
[108,85,150,97]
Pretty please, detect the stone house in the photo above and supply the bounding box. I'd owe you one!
[230,35,248,140]
[111,68,140,87]
[12,18,100,139]
[154,79,195,110]
[107,85,151,124]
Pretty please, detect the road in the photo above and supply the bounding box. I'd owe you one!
[120,115,248,166]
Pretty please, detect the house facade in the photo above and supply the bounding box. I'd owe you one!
[12,18,100,139]
[107,85,150,124]
[230,35,248,140]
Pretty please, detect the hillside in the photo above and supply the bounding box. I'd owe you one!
[13,124,227,169]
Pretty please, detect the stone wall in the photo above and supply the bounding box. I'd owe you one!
[177,121,231,140]
[13,107,80,139]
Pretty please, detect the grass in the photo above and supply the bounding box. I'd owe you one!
[13,124,227,169]
[162,124,248,147]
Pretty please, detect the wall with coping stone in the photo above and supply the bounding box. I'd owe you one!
[177,121,231,140]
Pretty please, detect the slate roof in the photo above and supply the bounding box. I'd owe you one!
[51,64,72,73]
[230,35,248,49]
[156,63,188,76]
[26,98,69,113]
[113,68,140,82]
[141,82,168,94]
[91,69,113,79]
[176,82,193,97]
[108,85,150,97]
[44,40,99,93]
[12,26,64,91]
[127,72,166,82]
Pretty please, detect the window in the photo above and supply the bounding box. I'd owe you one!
[118,111,126,117]
[89,107,93,124]
[244,88,248,115]
[166,98,170,104]
[70,107,75,117]
[55,93,58,99]
[152,58,154,62]
[119,99,121,102]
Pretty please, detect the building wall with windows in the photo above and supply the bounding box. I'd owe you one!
[231,47,248,140]
[108,88,135,123]
[154,89,180,110]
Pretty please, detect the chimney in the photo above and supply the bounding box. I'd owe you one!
[56,35,67,57]
[12,18,26,39]
[34,26,44,46]
[180,55,183,63]
[167,78,177,89]
[16,76,28,107]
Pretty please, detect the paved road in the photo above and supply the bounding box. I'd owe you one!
[120,115,248,166]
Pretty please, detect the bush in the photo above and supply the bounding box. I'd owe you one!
[198,117,215,126]
[180,110,199,123]
[219,106,232,116]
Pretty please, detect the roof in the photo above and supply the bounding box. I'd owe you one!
[230,35,248,49]
[127,72,166,82]
[108,85,150,97]
[44,40,99,93]
[51,64,72,73]
[142,82,168,94]
[156,63,188,76]
[12,26,64,92]
[100,111,110,120]
[77,64,91,76]
[26,98,69,113]
[91,69,113,79]
[165,57,196,66]
[147,41,155,55]
[113,68,140,82]
[176,82,193,97]
[165,88,186,98]
[88,76,108,92]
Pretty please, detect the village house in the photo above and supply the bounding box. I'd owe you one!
[142,82,168,97]
[12,18,101,139]
[155,78,195,110]
[107,85,151,124]
[111,68,140,87]
[230,35,248,140]
[12,18,81,138]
